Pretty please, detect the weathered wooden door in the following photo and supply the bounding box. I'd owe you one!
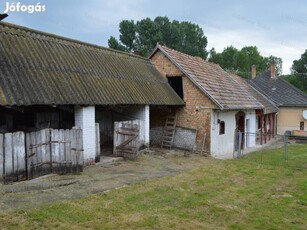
[113,120,141,159]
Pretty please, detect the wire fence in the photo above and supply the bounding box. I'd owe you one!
[235,132,307,169]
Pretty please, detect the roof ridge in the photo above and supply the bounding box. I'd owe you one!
[159,44,221,67]
[0,21,148,61]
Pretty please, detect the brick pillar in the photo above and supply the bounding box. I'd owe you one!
[74,105,96,164]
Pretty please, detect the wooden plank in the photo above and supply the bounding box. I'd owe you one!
[64,129,71,173]
[70,129,77,170]
[0,134,3,179]
[113,121,120,156]
[4,133,13,181]
[40,129,49,175]
[59,129,65,171]
[116,130,138,136]
[36,130,43,176]
[46,129,51,173]
[12,131,26,181]
[51,129,60,173]
[25,132,31,180]
[76,128,83,171]
[95,123,100,162]
[116,134,138,149]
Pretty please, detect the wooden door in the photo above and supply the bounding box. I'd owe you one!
[113,120,141,159]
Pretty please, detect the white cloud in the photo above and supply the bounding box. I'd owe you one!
[205,27,306,74]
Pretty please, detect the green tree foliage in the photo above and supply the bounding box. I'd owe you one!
[108,36,126,52]
[283,49,307,93]
[108,16,208,58]
[209,46,282,79]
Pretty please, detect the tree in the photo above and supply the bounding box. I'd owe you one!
[108,16,208,58]
[209,46,282,79]
[119,20,136,52]
[108,36,126,52]
[285,49,307,93]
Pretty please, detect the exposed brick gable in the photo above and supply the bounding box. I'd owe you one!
[151,50,218,152]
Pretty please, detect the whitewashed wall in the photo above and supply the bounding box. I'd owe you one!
[74,105,96,164]
[211,110,257,159]
[117,105,150,147]
[245,111,257,148]
[211,110,237,159]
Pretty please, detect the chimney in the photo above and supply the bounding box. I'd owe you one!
[270,62,276,78]
[251,65,256,79]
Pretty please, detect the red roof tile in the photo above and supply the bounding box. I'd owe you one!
[152,45,263,110]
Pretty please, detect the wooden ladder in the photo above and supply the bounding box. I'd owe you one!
[161,114,177,149]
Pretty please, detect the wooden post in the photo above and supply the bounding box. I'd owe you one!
[238,131,242,158]
[113,121,119,156]
[260,115,264,145]
[0,134,4,181]
[264,115,267,144]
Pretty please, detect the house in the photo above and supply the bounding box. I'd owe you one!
[228,70,279,144]
[249,64,307,136]
[150,45,264,158]
[0,22,183,164]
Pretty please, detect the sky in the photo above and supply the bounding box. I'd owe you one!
[1,0,307,74]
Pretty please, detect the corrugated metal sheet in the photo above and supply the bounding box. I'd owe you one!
[0,22,184,106]
[151,45,263,111]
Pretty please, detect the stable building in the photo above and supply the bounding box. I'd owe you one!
[0,22,183,164]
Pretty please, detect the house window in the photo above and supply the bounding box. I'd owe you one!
[219,121,225,135]
[167,76,184,100]
[300,122,304,130]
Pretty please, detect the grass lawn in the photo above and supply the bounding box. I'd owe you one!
[0,145,306,229]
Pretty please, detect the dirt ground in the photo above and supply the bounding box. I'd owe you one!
[0,148,213,213]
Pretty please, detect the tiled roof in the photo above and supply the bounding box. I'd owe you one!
[0,22,184,106]
[249,71,307,107]
[228,73,278,114]
[151,45,263,110]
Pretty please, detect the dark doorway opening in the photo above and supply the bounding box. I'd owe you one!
[168,77,184,100]
[235,111,245,150]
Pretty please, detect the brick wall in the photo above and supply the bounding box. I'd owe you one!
[151,50,218,152]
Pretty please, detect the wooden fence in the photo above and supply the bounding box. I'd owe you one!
[0,128,83,183]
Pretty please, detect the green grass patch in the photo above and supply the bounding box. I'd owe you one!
[0,145,306,229]
[242,144,307,169]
